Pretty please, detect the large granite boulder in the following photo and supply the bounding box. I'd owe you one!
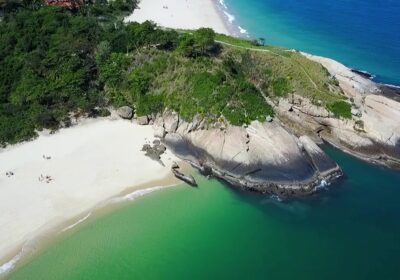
[154,126,166,138]
[163,111,179,133]
[164,119,342,196]
[117,106,133,119]
[137,116,149,125]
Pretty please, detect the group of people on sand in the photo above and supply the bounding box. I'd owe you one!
[38,174,53,183]
[4,154,54,183]
[39,154,53,183]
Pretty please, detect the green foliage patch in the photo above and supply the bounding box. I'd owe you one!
[327,100,352,119]
[0,2,349,146]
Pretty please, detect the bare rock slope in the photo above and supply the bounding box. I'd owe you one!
[275,53,400,167]
[153,111,341,196]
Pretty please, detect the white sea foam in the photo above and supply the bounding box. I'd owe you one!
[0,248,24,275]
[219,0,228,9]
[0,185,172,276]
[61,187,163,232]
[110,186,168,204]
[61,212,92,232]
[223,11,235,23]
[238,26,248,34]
[382,83,400,89]
[315,179,330,191]
[270,194,283,202]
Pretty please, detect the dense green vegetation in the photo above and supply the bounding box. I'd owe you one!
[327,100,352,119]
[0,2,349,146]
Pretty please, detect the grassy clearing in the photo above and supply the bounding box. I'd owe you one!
[215,34,347,107]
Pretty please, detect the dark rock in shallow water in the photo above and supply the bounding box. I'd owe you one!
[172,168,197,186]
[379,84,400,102]
[171,162,179,170]
[351,69,373,79]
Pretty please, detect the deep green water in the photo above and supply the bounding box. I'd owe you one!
[7,146,400,280]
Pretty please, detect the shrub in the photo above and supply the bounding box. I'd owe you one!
[136,94,164,116]
[272,77,290,97]
[327,100,352,119]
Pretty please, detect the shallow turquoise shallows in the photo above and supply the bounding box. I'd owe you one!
[7,145,400,280]
[223,0,400,85]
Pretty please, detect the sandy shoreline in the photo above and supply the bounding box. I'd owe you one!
[0,116,181,274]
[125,0,231,35]
[0,0,234,274]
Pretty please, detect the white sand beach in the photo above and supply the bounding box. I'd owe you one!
[0,117,179,271]
[125,0,229,34]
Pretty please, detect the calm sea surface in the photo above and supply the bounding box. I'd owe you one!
[7,146,400,279]
[223,0,400,85]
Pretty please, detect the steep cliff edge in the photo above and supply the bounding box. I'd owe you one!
[153,111,341,197]
[271,53,400,168]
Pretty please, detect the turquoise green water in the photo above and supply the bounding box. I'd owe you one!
[7,146,400,280]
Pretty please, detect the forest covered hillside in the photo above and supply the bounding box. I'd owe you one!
[0,1,348,145]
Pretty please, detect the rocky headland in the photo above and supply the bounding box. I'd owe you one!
[149,110,341,197]
[128,55,400,197]
[280,53,400,168]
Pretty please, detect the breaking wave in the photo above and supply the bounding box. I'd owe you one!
[61,212,92,232]
[0,185,172,276]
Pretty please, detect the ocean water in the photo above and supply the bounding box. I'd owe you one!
[6,146,400,280]
[220,0,400,85]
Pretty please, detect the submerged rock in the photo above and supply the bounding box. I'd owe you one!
[172,168,197,187]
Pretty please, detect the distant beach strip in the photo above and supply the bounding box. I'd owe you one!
[125,0,248,37]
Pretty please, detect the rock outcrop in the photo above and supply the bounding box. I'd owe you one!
[117,106,133,119]
[153,111,341,197]
[141,140,167,166]
[144,55,399,196]
[171,164,197,186]
[271,53,400,168]
[137,116,149,125]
